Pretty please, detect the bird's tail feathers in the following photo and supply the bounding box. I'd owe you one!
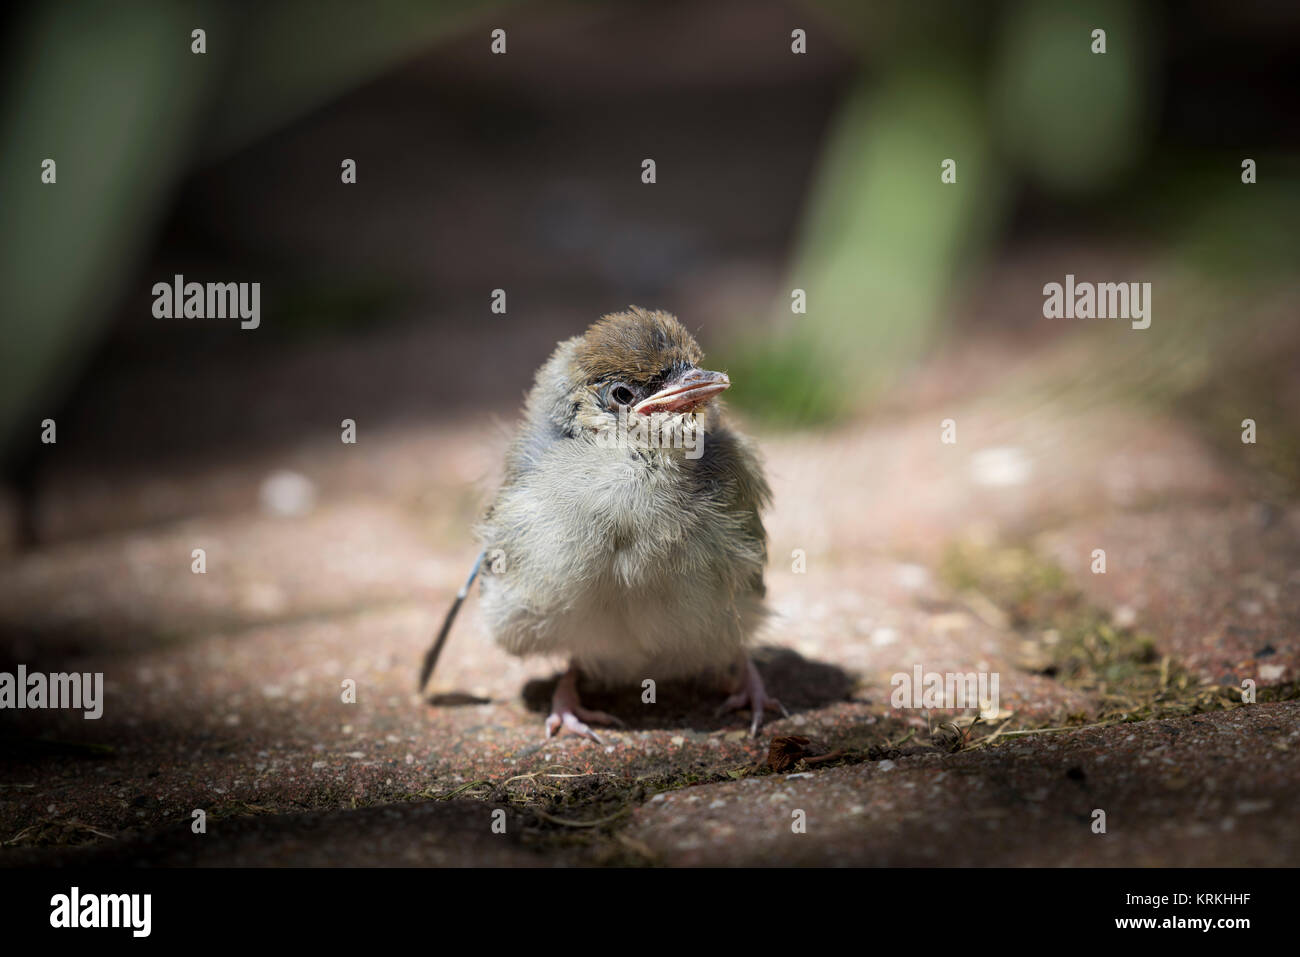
[418,550,485,693]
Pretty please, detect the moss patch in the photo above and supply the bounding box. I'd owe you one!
[939,541,1294,731]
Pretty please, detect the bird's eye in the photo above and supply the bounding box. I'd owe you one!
[607,383,636,408]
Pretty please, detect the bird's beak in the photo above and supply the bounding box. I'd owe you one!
[633,367,730,415]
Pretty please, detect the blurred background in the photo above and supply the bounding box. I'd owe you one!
[3,0,1297,550]
[1,0,1299,866]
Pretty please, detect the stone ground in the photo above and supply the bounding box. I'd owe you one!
[1,313,1298,867]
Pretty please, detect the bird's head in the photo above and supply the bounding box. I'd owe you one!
[565,307,730,436]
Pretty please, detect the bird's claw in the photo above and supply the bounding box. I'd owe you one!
[717,658,786,736]
[545,706,623,743]
[545,666,624,743]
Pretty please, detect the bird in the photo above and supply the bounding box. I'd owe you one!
[420,306,782,740]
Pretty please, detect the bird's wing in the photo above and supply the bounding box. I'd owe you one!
[698,425,772,598]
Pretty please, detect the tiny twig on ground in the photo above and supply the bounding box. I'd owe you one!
[965,719,1117,751]
[886,729,915,748]
[435,779,492,800]
[801,749,850,766]
[533,805,631,829]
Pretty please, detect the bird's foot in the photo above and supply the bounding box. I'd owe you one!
[545,667,624,743]
[717,657,787,737]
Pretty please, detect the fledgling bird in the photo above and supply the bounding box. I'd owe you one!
[421,306,782,740]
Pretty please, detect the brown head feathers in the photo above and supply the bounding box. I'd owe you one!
[572,306,704,388]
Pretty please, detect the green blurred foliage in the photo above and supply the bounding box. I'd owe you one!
[991,0,1147,193]
[0,1,216,456]
[729,0,1156,425]
[0,0,514,455]
[727,64,1002,423]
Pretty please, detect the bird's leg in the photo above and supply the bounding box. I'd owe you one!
[717,655,787,737]
[545,664,624,743]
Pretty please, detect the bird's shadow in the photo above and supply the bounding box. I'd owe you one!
[518,646,853,733]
